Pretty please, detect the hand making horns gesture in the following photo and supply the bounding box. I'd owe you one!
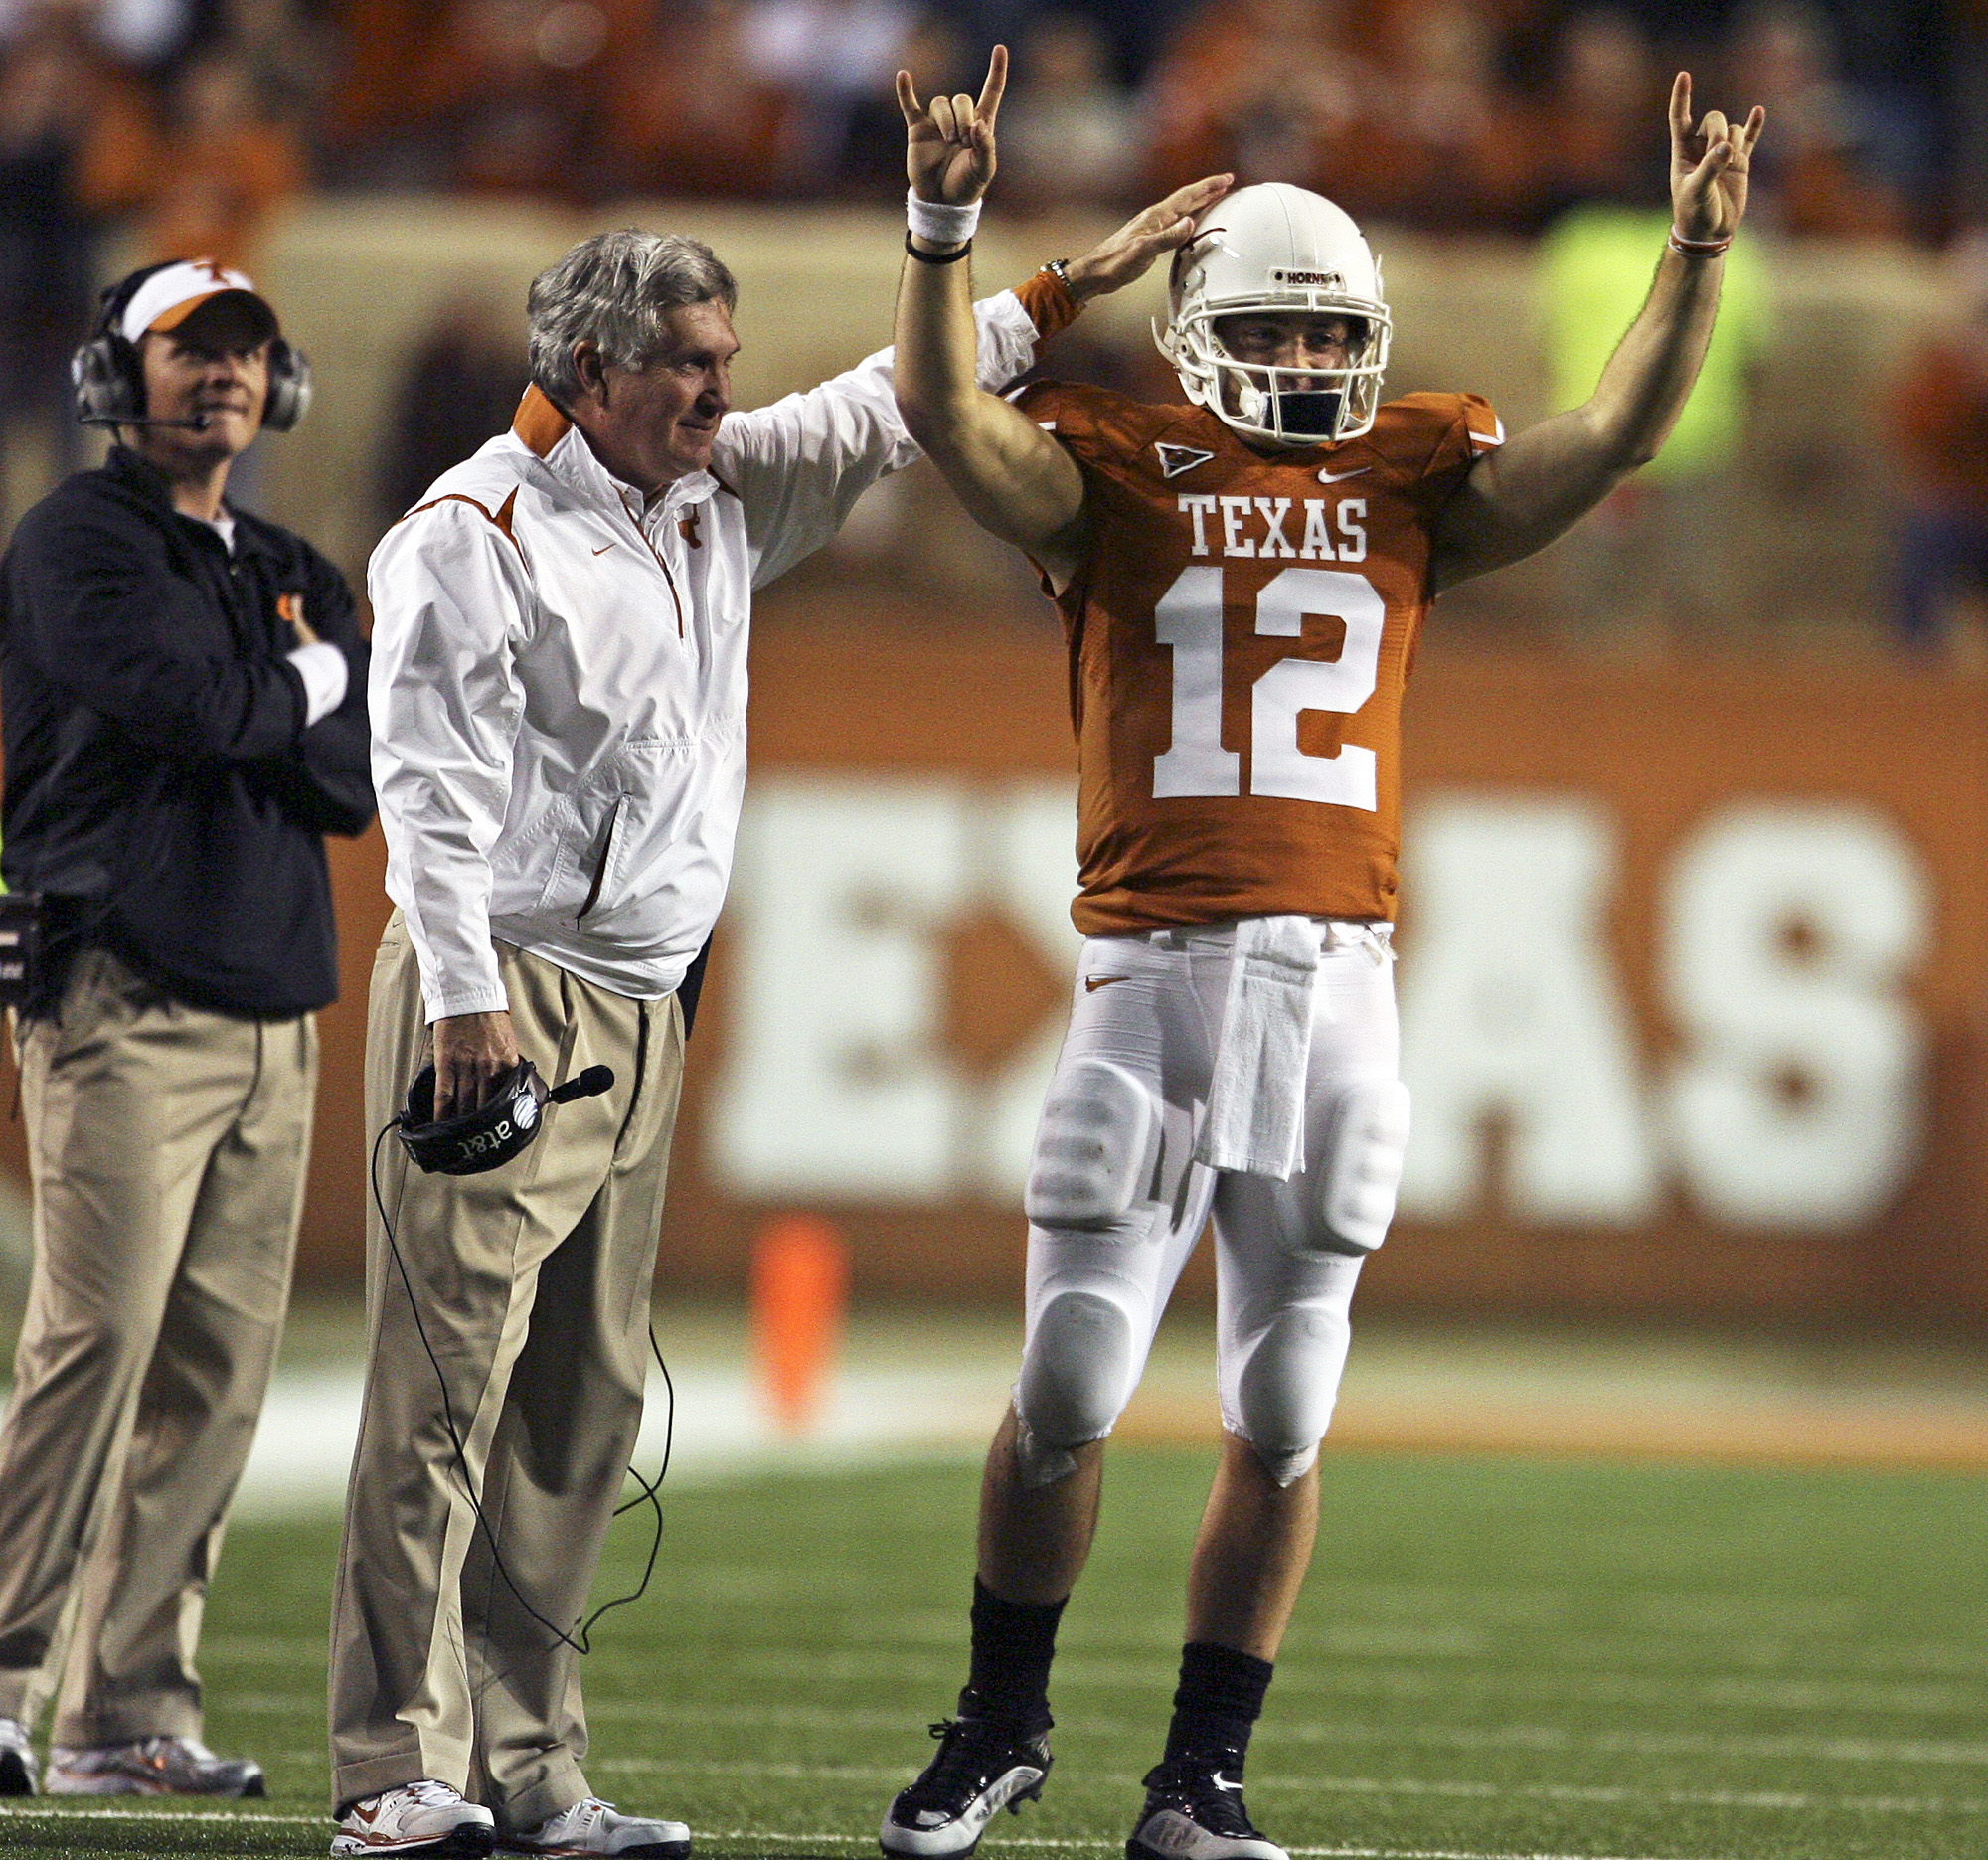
[1669,72,1766,243]
[898,43,1006,206]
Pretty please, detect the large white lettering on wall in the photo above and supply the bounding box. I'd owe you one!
[707,780,1932,1232]
[709,777,1078,1202]
[1661,802,1929,1228]
[1396,796,1660,1223]
[1396,794,1931,1232]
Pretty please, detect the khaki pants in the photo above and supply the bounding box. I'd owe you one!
[0,948,315,1743]
[328,914,684,1828]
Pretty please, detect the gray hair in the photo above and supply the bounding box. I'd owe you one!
[526,228,738,408]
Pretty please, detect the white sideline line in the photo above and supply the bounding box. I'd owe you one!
[153,1753,1979,1820]
[202,1618,1988,1677]
[0,1809,1712,1858]
[0,1808,1739,1860]
[595,1758,906,1780]
[1269,1776,1987,1815]
[706,1838,1710,1860]
[514,1760,1988,1817]
[0,1805,324,1823]
[725,1650,1988,1716]
[1270,1722,1988,1767]
[193,1695,1988,1769]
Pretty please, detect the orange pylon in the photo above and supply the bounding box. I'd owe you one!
[750,1215,850,1436]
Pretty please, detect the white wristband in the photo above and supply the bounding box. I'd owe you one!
[287,640,349,727]
[907,189,981,245]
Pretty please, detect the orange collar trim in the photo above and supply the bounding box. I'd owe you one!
[513,385,572,459]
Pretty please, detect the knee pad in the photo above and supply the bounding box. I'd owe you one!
[1013,1288,1137,1487]
[1315,1079,1410,1254]
[1233,1302,1353,1487]
[1024,1058,1162,1230]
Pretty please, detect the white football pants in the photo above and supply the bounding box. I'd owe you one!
[1015,921,1399,1487]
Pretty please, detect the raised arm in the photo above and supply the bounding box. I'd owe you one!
[1429,74,1765,592]
[894,46,1227,591]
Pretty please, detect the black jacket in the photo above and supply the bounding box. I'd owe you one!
[0,446,374,1017]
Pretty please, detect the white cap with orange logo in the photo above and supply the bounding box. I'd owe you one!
[117,259,279,344]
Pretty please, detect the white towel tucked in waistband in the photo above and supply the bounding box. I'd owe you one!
[1193,915,1325,1180]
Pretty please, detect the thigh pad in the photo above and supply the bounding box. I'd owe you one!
[1315,1078,1411,1254]
[1024,1057,1163,1230]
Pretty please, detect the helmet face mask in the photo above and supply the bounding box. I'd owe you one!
[1190,312,1390,447]
[1155,183,1393,449]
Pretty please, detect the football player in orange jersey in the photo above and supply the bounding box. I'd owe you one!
[876,47,1764,1860]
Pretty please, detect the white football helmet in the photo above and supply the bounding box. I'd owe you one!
[1156,182,1392,448]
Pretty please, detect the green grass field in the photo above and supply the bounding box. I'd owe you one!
[2,1445,1984,1860]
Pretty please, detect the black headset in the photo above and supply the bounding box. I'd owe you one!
[71,260,313,433]
[396,1058,614,1175]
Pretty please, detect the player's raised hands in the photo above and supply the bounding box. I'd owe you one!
[899,44,1006,206]
[1669,73,1764,243]
[1062,174,1235,302]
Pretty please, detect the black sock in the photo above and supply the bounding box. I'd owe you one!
[1161,1641,1274,1771]
[959,1577,1065,1732]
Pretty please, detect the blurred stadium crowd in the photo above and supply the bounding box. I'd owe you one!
[1,0,1966,230]
[3,0,1988,646]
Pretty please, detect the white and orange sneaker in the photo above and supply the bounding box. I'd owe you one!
[499,1796,690,1857]
[47,1734,263,1796]
[331,1778,497,1855]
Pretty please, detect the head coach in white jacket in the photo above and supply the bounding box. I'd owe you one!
[328,199,1183,1860]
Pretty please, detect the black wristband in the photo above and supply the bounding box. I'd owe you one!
[906,233,972,264]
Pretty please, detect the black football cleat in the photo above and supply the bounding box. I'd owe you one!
[880,1716,1053,1857]
[1125,1756,1288,1860]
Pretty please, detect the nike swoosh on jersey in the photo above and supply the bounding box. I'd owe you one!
[1156,442,1216,479]
[1316,465,1371,483]
[1084,975,1128,991]
[592,544,614,555]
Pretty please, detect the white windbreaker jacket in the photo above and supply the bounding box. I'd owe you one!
[369,288,1051,1020]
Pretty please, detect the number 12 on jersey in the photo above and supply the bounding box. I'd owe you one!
[1151,565,1386,810]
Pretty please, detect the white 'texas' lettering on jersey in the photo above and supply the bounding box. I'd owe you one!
[1179,492,1365,562]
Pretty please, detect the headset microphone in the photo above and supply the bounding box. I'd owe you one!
[547,1063,614,1105]
[78,411,210,430]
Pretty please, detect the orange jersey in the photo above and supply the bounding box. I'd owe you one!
[1012,380,1503,936]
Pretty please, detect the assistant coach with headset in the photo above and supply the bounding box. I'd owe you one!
[0,259,372,1798]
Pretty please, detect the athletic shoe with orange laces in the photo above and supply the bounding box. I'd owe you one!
[330,1778,498,1855]
[46,1734,263,1797]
